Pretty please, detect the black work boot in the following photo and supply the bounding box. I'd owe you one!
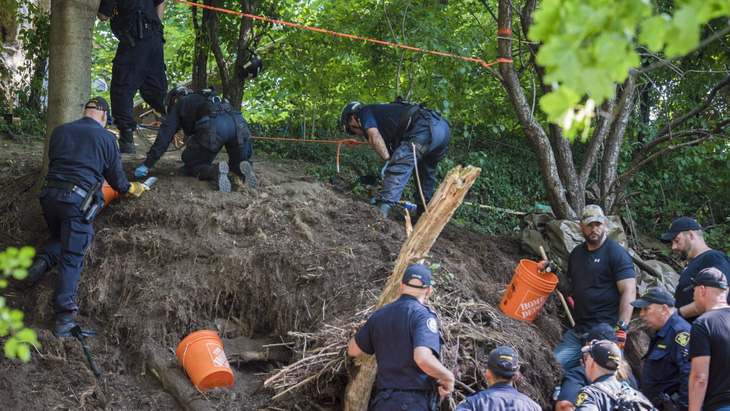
[199,163,231,192]
[53,311,98,339]
[238,161,259,189]
[118,128,136,154]
[24,259,49,288]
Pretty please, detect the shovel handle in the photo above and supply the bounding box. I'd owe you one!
[78,338,101,377]
[539,246,576,328]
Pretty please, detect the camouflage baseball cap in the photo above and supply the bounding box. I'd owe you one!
[581,205,606,225]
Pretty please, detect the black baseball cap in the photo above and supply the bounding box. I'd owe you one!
[487,346,520,377]
[402,263,431,288]
[683,267,729,292]
[581,339,621,371]
[581,323,617,344]
[630,287,676,308]
[660,217,702,243]
[85,96,110,113]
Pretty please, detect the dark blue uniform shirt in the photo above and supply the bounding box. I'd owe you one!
[674,249,730,323]
[358,103,409,147]
[567,237,635,332]
[354,294,441,391]
[456,382,541,411]
[98,0,163,32]
[46,117,130,194]
[642,312,691,407]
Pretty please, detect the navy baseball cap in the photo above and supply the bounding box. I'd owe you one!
[660,217,702,243]
[581,323,617,344]
[630,287,676,308]
[582,339,621,371]
[402,263,431,288]
[487,346,520,377]
[683,267,729,292]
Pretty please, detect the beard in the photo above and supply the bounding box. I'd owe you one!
[585,233,603,245]
[679,249,689,260]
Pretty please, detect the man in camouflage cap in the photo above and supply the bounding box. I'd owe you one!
[553,205,637,372]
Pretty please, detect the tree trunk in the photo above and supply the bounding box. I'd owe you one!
[42,0,97,181]
[343,165,482,411]
[209,0,261,110]
[191,0,211,92]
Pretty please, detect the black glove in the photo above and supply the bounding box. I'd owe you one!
[537,260,557,273]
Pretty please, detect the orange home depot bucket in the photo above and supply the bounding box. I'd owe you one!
[101,180,119,209]
[176,330,235,390]
[499,259,558,322]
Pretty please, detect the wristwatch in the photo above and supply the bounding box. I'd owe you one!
[615,321,629,332]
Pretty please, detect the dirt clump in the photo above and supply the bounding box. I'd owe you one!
[1,136,566,409]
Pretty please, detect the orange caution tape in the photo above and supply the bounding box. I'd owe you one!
[251,136,370,173]
[169,0,510,68]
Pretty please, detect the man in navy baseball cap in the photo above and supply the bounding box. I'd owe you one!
[660,217,730,323]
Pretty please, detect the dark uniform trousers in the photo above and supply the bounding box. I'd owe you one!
[180,113,254,178]
[36,188,94,314]
[110,26,167,130]
[371,389,430,410]
[377,113,450,210]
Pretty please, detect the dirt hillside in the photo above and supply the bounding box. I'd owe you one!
[0,134,646,410]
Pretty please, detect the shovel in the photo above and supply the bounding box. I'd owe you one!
[71,325,101,377]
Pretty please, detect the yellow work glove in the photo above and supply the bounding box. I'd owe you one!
[125,182,147,198]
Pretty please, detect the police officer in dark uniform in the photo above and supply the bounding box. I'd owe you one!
[574,340,653,410]
[348,263,455,410]
[97,0,168,154]
[456,346,541,411]
[340,100,451,218]
[631,287,691,410]
[133,86,257,192]
[23,97,147,337]
[555,323,640,410]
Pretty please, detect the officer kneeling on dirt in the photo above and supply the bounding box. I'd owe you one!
[456,346,541,411]
[575,340,655,410]
[23,97,148,338]
[348,263,455,410]
[340,99,450,219]
[134,86,258,192]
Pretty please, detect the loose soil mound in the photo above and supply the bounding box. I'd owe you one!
[1,135,640,410]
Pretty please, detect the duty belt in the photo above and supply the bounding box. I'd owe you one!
[43,179,88,199]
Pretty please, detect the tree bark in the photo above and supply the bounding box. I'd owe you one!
[497,0,575,219]
[343,165,482,411]
[42,0,97,182]
[191,0,212,92]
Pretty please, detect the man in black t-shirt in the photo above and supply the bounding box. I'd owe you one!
[660,216,730,323]
[686,267,730,411]
[553,205,637,372]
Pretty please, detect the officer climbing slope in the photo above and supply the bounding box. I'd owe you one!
[340,98,451,219]
[22,97,149,338]
[134,86,258,192]
[97,0,168,154]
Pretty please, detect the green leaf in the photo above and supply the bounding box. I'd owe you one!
[639,15,669,52]
[17,343,31,363]
[4,337,17,359]
[15,328,37,342]
[539,87,581,124]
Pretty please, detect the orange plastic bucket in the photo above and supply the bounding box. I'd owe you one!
[101,180,119,209]
[499,259,558,322]
[176,330,235,390]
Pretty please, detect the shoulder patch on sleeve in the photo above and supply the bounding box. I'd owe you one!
[576,392,588,406]
[675,332,690,347]
[427,317,438,333]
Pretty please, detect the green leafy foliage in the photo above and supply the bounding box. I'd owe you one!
[0,246,40,363]
[531,0,730,136]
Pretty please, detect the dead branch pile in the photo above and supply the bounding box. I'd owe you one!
[263,276,557,408]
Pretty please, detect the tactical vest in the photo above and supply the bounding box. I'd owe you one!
[193,91,248,152]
